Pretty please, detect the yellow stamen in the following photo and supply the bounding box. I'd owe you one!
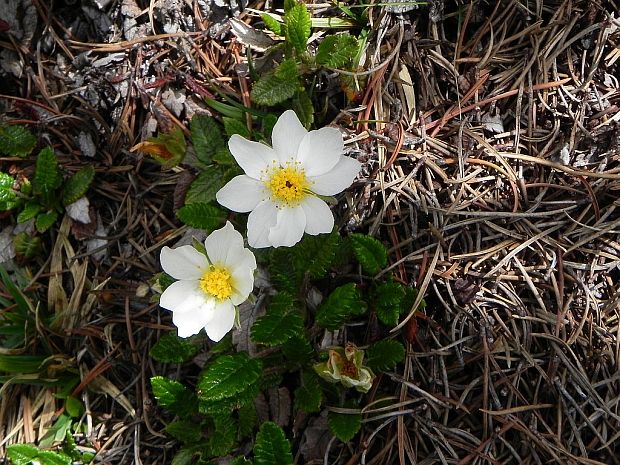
[265,163,310,205]
[199,266,233,300]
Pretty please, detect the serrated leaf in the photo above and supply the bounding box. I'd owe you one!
[295,231,340,279]
[198,353,262,402]
[251,293,303,346]
[151,376,197,417]
[209,415,237,456]
[281,334,313,364]
[171,446,204,465]
[366,339,405,372]
[261,13,282,35]
[176,203,226,230]
[213,147,235,165]
[35,450,72,465]
[237,402,257,438]
[17,200,41,222]
[316,34,359,68]
[349,234,388,275]
[0,124,37,157]
[199,382,260,415]
[294,371,322,413]
[62,165,94,205]
[285,3,311,53]
[184,166,229,204]
[166,420,203,443]
[13,232,42,259]
[6,444,39,465]
[223,117,251,139]
[316,283,366,330]
[190,115,226,165]
[374,280,406,326]
[133,127,186,168]
[283,0,296,12]
[149,332,201,363]
[328,411,361,442]
[0,172,19,211]
[251,59,299,106]
[35,210,58,233]
[254,422,293,465]
[33,147,61,195]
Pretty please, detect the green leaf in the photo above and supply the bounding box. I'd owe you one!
[366,339,405,372]
[190,115,226,165]
[281,334,313,364]
[0,124,37,157]
[176,203,226,231]
[268,248,300,293]
[254,422,293,465]
[316,34,359,68]
[251,293,303,346]
[13,232,42,259]
[171,446,204,465]
[184,166,229,204]
[237,402,257,438]
[294,371,322,413]
[140,127,187,168]
[251,59,299,106]
[0,172,19,211]
[62,165,95,205]
[35,451,72,465]
[316,283,366,330]
[373,280,406,326]
[261,13,282,35]
[198,353,262,402]
[349,234,388,275]
[16,200,41,223]
[285,3,311,53]
[283,0,297,13]
[199,382,260,415]
[149,332,201,363]
[151,376,197,417]
[208,415,237,456]
[232,458,253,465]
[295,231,340,279]
[6,444,39,465]
[328,411,362,442]
[65,396,84,418]
[166,420,203,443]
[35,210,58,233]
[33,147,61,195]
[223,117,251,139]
[212,147,235,165]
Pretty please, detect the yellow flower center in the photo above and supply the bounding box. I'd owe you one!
[199,266,233,300]
[265,164,310,205]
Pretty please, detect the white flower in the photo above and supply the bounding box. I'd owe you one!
[216,110,361,248]
[158,221,256,341]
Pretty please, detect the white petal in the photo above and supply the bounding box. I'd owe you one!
[230,268,254,305]
[160,246,208,280]
[204,221,243,265]
[225,245,257,273]
[247,200,278,248]
[297,127,344,176]
[300,196,334,235]
[228,134,277,179]
[205,300,236,341]
[173,298,217,338]
[308,156,361,196]
[159,280,200,311]
[272,110,307,164]
[216,175,266,213]
[268,206,306,248]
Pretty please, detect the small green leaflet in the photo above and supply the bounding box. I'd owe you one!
[223,117,251,139]
[165,420,203,443]
[16,200,40,223]
[373,279,406,326]
[366,339,405,372]
[62,165,95,206]
[251,59,299,106]
[294,371,322,413]
[0,172,19,211]
[254,422,293,465]
[261,13,282,35]
[328,410,362,442]
[184,165,229,204]
[190,114,226,165]
[6,444,72,465]
[285,3,311,53]
[251,293,303,346]
[35,210,59,233]
[349,234,388,275]
[198,352,262,402]
[315,283,366,330]
[33,147,61,195]
[0,124,37,157]
[149,332,201,363]
[176,203,226,231]
[151,376,197,417]
[316,34,359,68]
